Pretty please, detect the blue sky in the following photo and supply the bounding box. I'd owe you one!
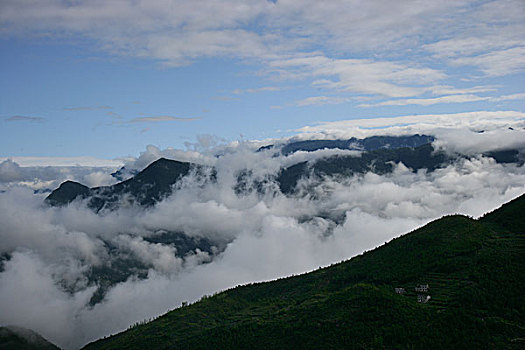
[1,0,524,160]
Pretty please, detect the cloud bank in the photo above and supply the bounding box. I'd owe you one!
[1,115,525,349]
[0,159,120,191]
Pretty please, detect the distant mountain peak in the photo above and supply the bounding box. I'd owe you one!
[46,158,193,211]
[259,134,436,155]
[45,180,90,206]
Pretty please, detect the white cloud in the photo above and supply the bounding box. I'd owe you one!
[489,93,525,102]
[0,0,278,65]
[0,251,95,349]
[296,111,525,140]
[232,86,285,94]
[0,0,466,61]
[332,91,525,109]
[433,128,525,155]
[424,36,523,59]
[265,0,468,53]
[1,0,522,100]
[360,94,489,107]
[82,171,118,188]
[0,156,123,167]
[427,85,498,96]
[0,159,120,191]
[451,47,525,77]
[421,0,525,76]
[113,235,186,274]
[5,115,45,122]
[129,115,199,123]
[295,96,351,106]
[0,159,22,182]
[269,55,445,98]
[63,106,112,111]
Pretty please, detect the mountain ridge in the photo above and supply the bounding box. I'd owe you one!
[46,158,193,211]
[46,134,524,209]
[279,134,435,155]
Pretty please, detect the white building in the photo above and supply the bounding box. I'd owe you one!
[417,294,431,303]
[415,284,429,292]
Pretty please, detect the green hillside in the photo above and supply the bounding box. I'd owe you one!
[84,194,525,350]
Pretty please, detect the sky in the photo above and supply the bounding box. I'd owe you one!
[1,0,524,161]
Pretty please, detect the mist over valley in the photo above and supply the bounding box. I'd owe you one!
[1,119,525,348]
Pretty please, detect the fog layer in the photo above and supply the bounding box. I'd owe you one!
[1,121,524,349]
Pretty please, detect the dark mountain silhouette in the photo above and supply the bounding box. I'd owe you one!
[277,143,450,194]
[46,135,523,208]
[46,158,192,211]
[45,180,90,206]
[258,134,435,155]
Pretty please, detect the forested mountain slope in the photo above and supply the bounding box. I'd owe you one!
[84,194,525,349]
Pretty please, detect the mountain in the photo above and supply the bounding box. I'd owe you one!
[485,149,524,164]
[279,134,435,155]
[45,158,218,305]
[87,231,219,305]
[46,158,194,211]
[45,180,90,206]
[43,135,523,307]
[0,326,60,350]
[111,166,138,181]
[83,194,525,349]
[277,143,450,194]
[46,135,523,208]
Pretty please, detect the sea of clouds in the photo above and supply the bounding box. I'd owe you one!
[1,113,525,349]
